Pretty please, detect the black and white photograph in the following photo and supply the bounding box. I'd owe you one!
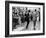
[12,7,40,31]
[5,1,45,37]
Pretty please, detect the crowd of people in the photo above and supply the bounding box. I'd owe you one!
[12,7,40,30]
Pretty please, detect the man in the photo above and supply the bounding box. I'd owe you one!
[32,9,37,30]
[25,8,29,29]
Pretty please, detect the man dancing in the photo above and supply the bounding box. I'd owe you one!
[25,8,29,29]
[32,9,39,30]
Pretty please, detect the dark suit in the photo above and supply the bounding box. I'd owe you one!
[25,13,29,29]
